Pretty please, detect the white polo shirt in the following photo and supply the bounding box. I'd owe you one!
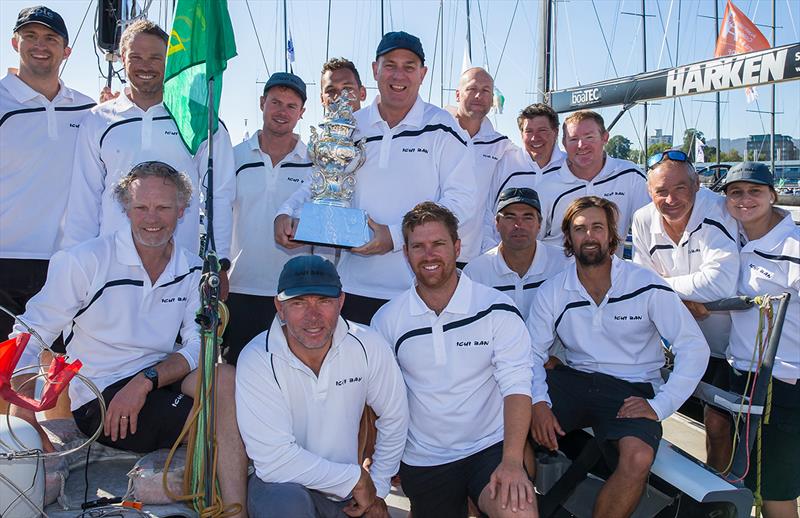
[459,118,513,263]
[482,146,566,251]
[536,156,650,250]
[279,96,475,300]
[729,211,799,381]
[62,91,235,259]
[12,228,202,410]
[0,74,95,259]
[236,317,408,499]
[229,132,333,296]
[528,256,709,421]
[464,242,570,319]
[371,273,532,466]
[632,188,739,357]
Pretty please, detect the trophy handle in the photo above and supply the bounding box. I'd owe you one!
[355,140,367,170]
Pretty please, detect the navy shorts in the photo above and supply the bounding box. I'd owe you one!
[73,370,193,453]
[399,442,503,518]
[729,367,800,501]
[546,366,663,454]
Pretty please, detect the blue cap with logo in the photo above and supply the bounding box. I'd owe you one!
[497,187,542,214]
[376,31,425,64]
[263,72,307,104]
[722,162,773,191]
[14,6,68,45]
[277,256,342,301]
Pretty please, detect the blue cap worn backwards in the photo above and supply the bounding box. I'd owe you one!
[277,256,342,301]
[722,162,773,192]
[376,31,425,64]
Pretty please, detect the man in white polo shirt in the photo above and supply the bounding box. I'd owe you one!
[62,19,235,284]
[535,110,649,251]
[529,196,709,518]
[451,67,513,265]
[236,255,408,518]
[372,202,536,518]
[275,31,475,324]
[9,162,247,516]
[0,6,95,348]
[224,72,331,365]
[631,150,739,472]
[320,57,366,111]
[465,187,569,320]
[483,104,565,251]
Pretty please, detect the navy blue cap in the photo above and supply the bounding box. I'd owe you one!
[277,256,342,301]
[497,187,542,214]
[376,31,425,64]
[14,6,68,44]
[723,162,773,191]
[263,72,307,103]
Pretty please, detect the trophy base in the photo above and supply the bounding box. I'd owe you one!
[293,203,372,248]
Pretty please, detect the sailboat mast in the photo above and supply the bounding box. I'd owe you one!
[536,0,552,103]
[283,0,288,72]
[770,0,776,172]
[381,0,385,35]
[715,0,721,165]
[466,0,472,62]
[440,0,444,106]
[642,0,648,157]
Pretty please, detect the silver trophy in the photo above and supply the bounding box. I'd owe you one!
[293,89,371,248]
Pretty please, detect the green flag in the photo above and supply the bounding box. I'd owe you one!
[163,0,237,154]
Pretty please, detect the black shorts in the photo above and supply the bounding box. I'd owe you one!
[73,371,193,453]
[399,442,503,518]
[221,293,277,365]
[0,258,64,353]
[546,366,663,454]
[701,356,733,414]
[729,367,800,501]
[340,293,388,325]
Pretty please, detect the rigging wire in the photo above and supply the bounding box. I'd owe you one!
[561,0,581,86]
[59,0,94,77]
[427,1,443,103]
[655,0,676,69]
[476,0,490,70]
[325,0,332,61]
[245,0,271,77]
[603,0,624,80]
[492,0,519,79]
[445,0,461,105]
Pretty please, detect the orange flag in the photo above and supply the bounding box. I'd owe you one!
[714,0,770,56]
[714,0,770,102]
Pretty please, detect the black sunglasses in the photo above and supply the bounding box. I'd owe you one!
[646,150,692,170]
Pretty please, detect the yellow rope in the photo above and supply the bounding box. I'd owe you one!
[161,301,240,518]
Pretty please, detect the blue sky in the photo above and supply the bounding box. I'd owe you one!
[1,0,798,152]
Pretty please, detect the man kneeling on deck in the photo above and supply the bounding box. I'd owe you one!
[9,161,248,516]
[528,196,709,518]
[235,255,409,518]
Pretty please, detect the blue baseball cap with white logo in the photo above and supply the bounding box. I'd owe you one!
[277,256,342,301]
[14,6,68,45]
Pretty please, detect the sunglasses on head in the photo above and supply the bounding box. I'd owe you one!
[646,150,692,170]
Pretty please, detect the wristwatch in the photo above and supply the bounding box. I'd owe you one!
[142,366,159,391]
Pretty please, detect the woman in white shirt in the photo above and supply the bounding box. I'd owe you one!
[723,162,800,517]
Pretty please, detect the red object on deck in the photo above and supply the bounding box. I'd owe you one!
[0,334,82,411]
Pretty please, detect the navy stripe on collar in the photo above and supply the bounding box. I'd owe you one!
[362,123,468,146]
[649,244,674,256]
[99,115,173,148]
[280,162,313,168]
[474,135,509,146]
[236,161,264,175]
[0,102,96,127]
[683,218,736,245]
[753,250,800,265]
[394,303,521,354]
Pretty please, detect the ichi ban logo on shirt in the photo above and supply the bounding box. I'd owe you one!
[456,340,490,347]
[749,263,773,279]
[335,376,363,386]
[402,147,429,154]
[613,314,643,321]
[161,296,188,303]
